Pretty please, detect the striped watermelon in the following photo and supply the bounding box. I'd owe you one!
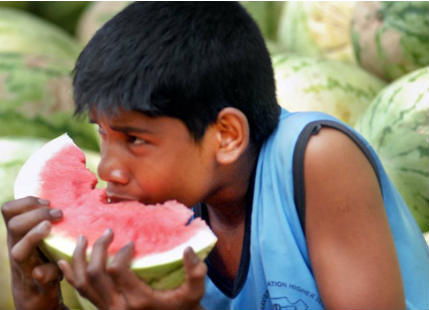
[355,67,429,232]
[277,2,356,63]
[0,8,99,151]
[0,53,99,151]
[273,54,386,126]
[351,2,429,81]
[0,8,81,62]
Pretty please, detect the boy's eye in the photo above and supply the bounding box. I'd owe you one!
[127,135,147,145]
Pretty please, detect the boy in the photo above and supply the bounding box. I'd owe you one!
[2,2,429,310]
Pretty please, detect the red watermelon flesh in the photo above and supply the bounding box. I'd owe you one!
[14,134,217,289]
[40,144,207,258]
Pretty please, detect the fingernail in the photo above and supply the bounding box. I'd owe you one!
[57,260,65,271]
[37,221,51,233]
[38,199,50,205]
[33,268,43,280]
[78,235,86,244]
[186,247,199,265]
[126,241,134,250]
[103,228,112,237]
[49,209,63,219]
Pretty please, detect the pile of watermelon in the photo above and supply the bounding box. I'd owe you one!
[1,2,428,310]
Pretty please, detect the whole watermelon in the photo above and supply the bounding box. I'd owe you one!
[273,54,386,126]
[0,8,81,62]
[351,2,429,81]
[0,137,101,310]
[0,52,98,151]
[355,67,429,232]
[277,2,356,63]
[0,7,99,151]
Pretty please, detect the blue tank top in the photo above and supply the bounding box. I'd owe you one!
[195,109,429,310]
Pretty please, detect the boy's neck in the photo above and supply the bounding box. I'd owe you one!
[204,146,258,227]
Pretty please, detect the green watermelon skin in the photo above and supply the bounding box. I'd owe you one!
[277,2,356,63]
[0,8,99,151]
[0,8,81,61]
[351,2,429,81]
[0,53,99,151]
[273,54,386,126]
[355,67,429,232]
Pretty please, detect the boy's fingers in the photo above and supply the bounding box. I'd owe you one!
[86,229,114,291]
[88,229,113,274]
[58,259,104,308]
[33,262,62,285]
[7,207,62,238]
[11,220,51,263]
[109,242,155,306]
[182,247,207,300]
[108,241,134,271]
[110,268,152,309]
[58,260,75,285]
[2,196,50,221]
[71,235,89,290]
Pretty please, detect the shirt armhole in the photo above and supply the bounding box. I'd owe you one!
[293,122,322,235]
[292,120,382,237]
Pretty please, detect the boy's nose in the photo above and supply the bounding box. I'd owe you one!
[97,157,130,185]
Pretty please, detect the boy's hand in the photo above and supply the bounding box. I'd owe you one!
[59,229,207,310]
[1,197,66,310]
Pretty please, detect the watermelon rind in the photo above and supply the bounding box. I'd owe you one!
[41,225,216,287]
[14,134,74,200]
[13,133,217,291]
[75,244,213,310]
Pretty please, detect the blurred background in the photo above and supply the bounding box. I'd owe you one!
[0,2,428,309]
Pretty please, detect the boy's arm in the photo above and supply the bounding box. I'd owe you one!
[303,128,406,310]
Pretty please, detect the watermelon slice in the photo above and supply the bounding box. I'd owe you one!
[13,133,217,290]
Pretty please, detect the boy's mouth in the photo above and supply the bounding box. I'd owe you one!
[106,192,136,203]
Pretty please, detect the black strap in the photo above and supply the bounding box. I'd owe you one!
[292,121,382,237]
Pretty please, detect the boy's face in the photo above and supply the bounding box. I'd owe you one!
[90,108,218,207]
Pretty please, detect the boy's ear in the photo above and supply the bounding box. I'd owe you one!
[214,107,250,165]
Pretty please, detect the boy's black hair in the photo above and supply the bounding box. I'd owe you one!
[73,2,280,148]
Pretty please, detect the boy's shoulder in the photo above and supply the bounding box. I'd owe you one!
[261,109,340,155]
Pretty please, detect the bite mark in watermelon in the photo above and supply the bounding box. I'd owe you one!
[14,133,217,289]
